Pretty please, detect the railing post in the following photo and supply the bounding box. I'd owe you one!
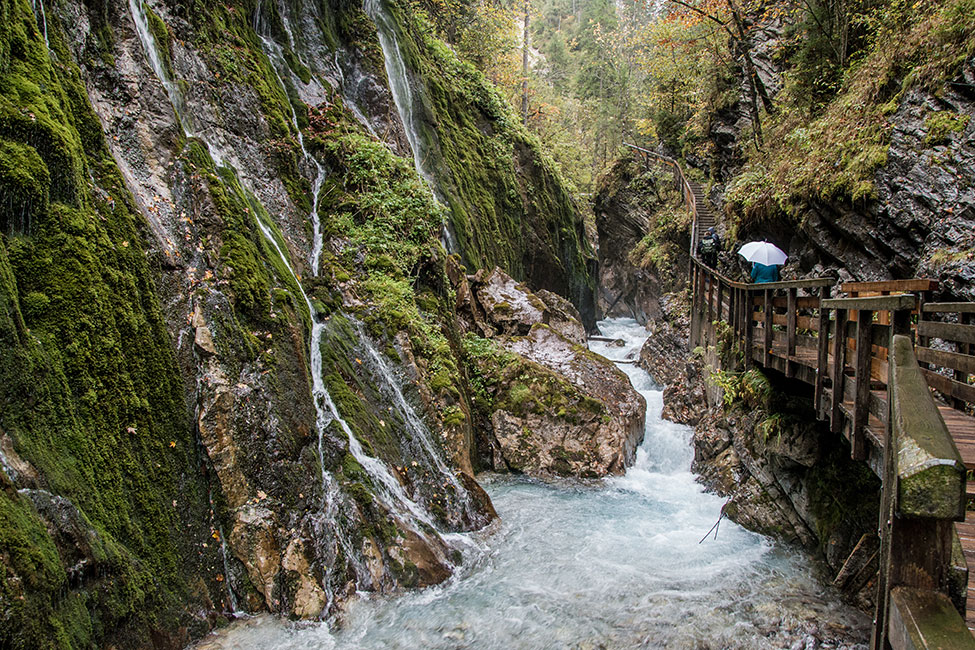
[953,311,971,410]
[852,308,874,461]
[830,309,847,433]
[815,285,831,416]
[707,272,715,327]
[764,288,773,367]
[729,287,738,341]
[744,289,754,369]
[690,264,698,346]
[717,281,725,326]
[786,287,798,378]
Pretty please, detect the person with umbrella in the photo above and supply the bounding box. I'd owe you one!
[738,240,786,283]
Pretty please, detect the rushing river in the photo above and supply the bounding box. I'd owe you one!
[194,319,869,649]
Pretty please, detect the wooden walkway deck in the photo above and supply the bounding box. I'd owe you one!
[691,267,975,646]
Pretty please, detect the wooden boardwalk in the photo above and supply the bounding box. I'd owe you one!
[691,264,975,647]
[625,140,975,644]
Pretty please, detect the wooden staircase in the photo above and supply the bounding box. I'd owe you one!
[687,180,714,249]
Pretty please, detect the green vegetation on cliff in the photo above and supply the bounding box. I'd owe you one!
[379,0,597,326]
[725,0,975,227]
[0,1,214,646]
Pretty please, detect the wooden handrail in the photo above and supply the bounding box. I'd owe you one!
[889,335,966,519]
[924,303,975,314]
[823,295,918,311]
[687,229,975,648]
[843,279,939,294]
[874,335,971,650]
[623,142,699,252]
[691,256,834,291]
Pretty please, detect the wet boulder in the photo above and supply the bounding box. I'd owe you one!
[467,267,587,344]
[459,269,646,478]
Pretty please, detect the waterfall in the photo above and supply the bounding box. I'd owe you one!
[128,0,222,163]
[254,25,327,275]
[131,0,465,609]
[361,0,458,255]
[354,324,478,525]
[362,0,428,185]
[30,0,49,49]
[250,216,447,539]
[207,485,243,615]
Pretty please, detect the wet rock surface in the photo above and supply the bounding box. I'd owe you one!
[593,154,688,325]
[457,267,646,478]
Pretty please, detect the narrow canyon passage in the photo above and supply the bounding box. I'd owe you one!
[194,319,869,649]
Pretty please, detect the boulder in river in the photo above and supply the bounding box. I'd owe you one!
[458,266,646,477]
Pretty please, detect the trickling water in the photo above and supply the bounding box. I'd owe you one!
[353,323,479,526]
[254,22,327,275]
[128,0,222,163]
[250,216,451,554]
[30,0,49,49]
[361,0,457,255]
[362,0,428,185]
[191,318,870,649]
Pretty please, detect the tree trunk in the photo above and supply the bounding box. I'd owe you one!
[522,0,530,126]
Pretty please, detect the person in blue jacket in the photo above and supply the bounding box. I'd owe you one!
[750,262,780,283]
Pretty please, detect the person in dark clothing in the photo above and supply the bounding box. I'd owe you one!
[697,227,721,269]
[750,262,780,283]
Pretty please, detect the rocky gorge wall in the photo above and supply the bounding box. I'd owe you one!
[599,1,975,609]
[702,1,975,298]
[0,0,611,647]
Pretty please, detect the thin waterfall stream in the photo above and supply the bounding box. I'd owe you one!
[192,318,870,649]
[253,4,327,275]
[362,0,459,254]
[130,0,469,609]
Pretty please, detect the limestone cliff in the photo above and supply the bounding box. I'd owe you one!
[0,0,604,646]
[593,153,689,326]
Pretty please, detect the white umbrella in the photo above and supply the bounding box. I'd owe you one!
[738,240,787,266]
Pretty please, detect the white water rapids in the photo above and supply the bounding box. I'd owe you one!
[193,318,869,649]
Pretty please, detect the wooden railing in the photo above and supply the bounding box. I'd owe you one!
[874,334,969,650]
[688,258,975,649]
[622,142,699,251]
[918,302,975,412]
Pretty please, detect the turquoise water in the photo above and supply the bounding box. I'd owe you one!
[193,319,869,649]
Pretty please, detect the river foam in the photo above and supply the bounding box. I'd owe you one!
[192,318,869,649]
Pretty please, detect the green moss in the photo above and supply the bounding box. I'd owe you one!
[462,332,601,422]
[144,4,174,79]
[925,111,970,146]
[371,0,595,323]
[0,2,217,645]
[725,0,975,227]
[0,137,48,234]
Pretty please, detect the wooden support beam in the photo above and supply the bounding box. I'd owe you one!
[922,302,975,314]
[920,369,975,405]
[872,334,968,650]
[842,279,939,294]
[744,290,754,369]
[831,310,848,434]
[915,347,975,375]
[707,274,714,319]
[824,295,917,312]
[917,320,975,346]
[853,309,874,461]
[764,289,773,368]
[816,285,832,414]
[953,313,972,409]
[786,287,798,378]
[717,281,725,325]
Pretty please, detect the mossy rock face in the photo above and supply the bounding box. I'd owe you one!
[367,0,597,328]
[0,2,219,647]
